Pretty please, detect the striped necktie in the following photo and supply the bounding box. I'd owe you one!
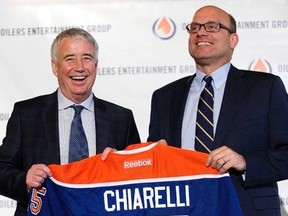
[195,76,214,153]
[69,105,89,163]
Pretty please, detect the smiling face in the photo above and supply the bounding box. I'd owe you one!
[188,6,239,73]
[52,37,98,104]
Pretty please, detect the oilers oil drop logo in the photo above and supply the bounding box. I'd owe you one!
[248,58,272,73]
[153,17,176,40]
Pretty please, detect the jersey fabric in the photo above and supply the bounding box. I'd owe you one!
[27,142,243,216]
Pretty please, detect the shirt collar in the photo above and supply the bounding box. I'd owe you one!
[57,89,94,112]
[195,63,230,90]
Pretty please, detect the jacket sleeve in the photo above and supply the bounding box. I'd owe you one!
[244,76,288,186]
[0,103,29,203]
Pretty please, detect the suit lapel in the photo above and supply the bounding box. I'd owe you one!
[93,96,109,153]
[214,66,246,149]
[41,91,60,163]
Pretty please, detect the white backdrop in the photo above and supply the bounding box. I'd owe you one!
[0,0,288,215]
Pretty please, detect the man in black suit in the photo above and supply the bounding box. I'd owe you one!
[0,28,140,216]
[148,5,288,216]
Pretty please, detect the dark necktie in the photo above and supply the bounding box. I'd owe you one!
[69,105,89,163]
[195,76,214,153]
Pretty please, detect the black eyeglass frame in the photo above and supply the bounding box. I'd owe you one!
[186,22,235,34]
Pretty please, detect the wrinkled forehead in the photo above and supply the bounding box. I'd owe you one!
[192,6,230,24]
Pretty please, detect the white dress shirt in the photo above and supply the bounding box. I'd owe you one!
[181,63,230,150]
[57,90,96,164]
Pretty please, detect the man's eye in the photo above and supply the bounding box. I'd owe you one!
[65,58,74,62]
[83,56,93,61]
[191,25,199,31]
[207,24,217,30]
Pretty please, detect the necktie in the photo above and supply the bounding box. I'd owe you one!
[69,105,89,163]
[195,76,214,153]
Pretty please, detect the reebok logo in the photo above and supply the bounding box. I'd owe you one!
[123,158,153,169]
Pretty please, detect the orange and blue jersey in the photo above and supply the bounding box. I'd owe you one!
[27,142,243,216]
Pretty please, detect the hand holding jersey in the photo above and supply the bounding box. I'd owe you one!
[26,146,116,191]
[206,145,246,174]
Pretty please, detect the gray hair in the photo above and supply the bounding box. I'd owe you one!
[50,27,99,62]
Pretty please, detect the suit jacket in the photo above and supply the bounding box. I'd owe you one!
[0,90,140,216]
[148,65,288,216]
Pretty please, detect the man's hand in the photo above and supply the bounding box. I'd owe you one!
[157,139,168,145]
[101,147,117,161]
[26,164,52,190]
[205,146,246,174]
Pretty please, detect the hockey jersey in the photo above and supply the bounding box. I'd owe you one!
[27,142,243,216]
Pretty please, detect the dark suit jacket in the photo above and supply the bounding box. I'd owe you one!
[148,65,288,216]
[0,90,140,216]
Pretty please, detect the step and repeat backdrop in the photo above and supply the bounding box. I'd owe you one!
[0,0,288,215]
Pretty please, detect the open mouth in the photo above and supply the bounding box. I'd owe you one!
[70,75,87,81]
[197,41,212,46]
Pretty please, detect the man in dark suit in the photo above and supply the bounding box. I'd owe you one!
[148,5,288,216]
[0,28,140,216]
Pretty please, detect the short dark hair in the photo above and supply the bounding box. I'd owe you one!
[228,14,237,33]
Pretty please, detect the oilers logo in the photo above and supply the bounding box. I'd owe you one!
[152,17,176,40]
[248,58,272,73]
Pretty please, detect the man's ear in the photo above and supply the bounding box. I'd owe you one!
[51,60,58,77]
[230,33,239,49]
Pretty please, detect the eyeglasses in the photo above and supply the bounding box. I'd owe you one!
[186,22,235,34]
